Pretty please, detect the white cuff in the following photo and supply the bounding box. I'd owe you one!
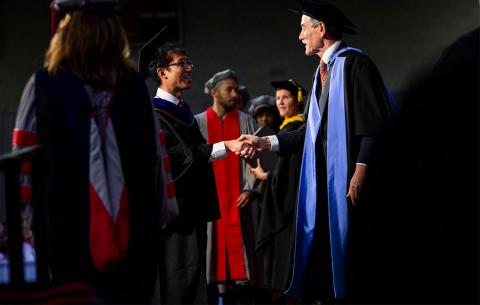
[356,162,368,167]
[268,135,279,152]
[209,141,227,162]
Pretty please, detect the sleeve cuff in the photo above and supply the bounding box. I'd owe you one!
[268,135,279,152]
[209,141,227,162]
[356,136,376,164]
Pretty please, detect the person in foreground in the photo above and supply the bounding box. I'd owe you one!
[13,1,164,303]
[237,0,394,303]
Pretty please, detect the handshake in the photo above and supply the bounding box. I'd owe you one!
[224,135,272,159]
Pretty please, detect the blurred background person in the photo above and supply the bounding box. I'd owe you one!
[196,69,259,304]
[236,84,251,112]
[248,95,281,133]
[364,27,479,304]
[249,79,307,303]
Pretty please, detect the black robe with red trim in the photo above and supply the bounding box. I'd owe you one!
[153,97,219,304]
[21,67,161,304]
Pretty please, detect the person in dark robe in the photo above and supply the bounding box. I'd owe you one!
[249,79,307,303]
[12,1,163,303]
[236,85,251,113]
[237,1,394,303]
[365,27,479,304]
[141,41,246,304]
[248,95,281,133]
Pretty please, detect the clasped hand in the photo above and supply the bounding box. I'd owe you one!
[224,134,270,158]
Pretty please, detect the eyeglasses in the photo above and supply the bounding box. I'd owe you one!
[164,58,194,68]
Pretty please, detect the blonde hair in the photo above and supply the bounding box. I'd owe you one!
[44,11,133,88]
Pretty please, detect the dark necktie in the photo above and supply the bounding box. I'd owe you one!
[315,61,328,101]
[178,98,185,109]
[320,61,328,90]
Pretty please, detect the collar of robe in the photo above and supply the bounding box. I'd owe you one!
[152,97,194,126]
[279,114,305,130]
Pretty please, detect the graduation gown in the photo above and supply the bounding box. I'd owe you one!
[195,109,258,285]
[256,119,304,291]
[14,67,162,304]
[279,46,394,301]
[153,98,220,304]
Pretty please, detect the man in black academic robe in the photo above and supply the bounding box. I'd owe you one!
[143,42,246,304]
[238,1,394,303]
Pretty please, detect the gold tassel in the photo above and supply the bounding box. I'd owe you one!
[289,79,302,103]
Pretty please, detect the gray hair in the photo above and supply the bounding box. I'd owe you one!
[308,16,321,28]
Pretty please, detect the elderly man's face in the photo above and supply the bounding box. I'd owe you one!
[298,15,324,56]
[213,78,239,111]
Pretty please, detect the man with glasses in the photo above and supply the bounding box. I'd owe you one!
[195,69,259,304]
[144,43,246,304]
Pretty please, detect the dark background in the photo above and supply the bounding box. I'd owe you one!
[0,0,478,154]
[0,1,478,302]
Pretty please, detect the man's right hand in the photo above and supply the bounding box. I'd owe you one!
[225,139,247,154]
[236,134,271,158]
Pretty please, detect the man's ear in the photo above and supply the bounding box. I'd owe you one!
[318,21,327,37]
[210,88,217,98]
[156,67,165,80]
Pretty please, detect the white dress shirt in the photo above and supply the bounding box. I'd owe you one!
[267,41,342,152]
[155,87,226,162]
[266,42,367,167]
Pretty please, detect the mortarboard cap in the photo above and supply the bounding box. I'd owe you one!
[204,69,238,95]
[271,79,308,103]
[238,85,250,103]
[237,85,251,111]
[291,0,356,35]
[50,0,123,13]
[137,26,170,79]
[248,95,276,118]
[49,0,124,37]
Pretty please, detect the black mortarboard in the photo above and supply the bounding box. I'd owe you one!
[238,85,250,103]
[49,0,124,35]
[137,26,168,79]
[271,79,308,103]
[291,0,356,35]
[50,0,123,13]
